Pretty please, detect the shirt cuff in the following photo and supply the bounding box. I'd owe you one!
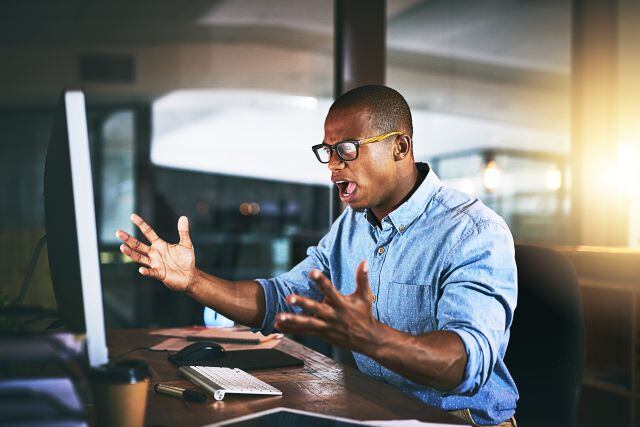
[444,328,482,396]
[251,278,277,335]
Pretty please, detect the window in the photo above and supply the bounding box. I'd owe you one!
[142,1,335,325]
[387,1,571,243]
[89,110,136,246]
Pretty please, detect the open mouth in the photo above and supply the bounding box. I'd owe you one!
[334,180,358,202]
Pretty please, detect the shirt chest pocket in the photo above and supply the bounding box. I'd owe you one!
[379,282,433,335]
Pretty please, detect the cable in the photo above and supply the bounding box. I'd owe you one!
[14,235,47,304]
[21,311,58,327]
[2,235,61,333]
[43,319,62,332]
[110,346,172,360]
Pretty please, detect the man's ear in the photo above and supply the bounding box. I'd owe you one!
[393,135,412,161]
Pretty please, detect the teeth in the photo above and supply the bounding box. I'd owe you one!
[334,179,355,198]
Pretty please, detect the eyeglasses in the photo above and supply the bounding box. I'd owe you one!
[311,131,404,164]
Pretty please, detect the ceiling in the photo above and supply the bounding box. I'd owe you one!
[388,0,570,75]
[0,0,572,148]
[0,0,570,75]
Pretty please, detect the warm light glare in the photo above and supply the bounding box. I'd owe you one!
[545,168,563,191]
[617,143,640,197]
[459,178,476,196]
[483,160,501,191]
[239,202,261,216]
[196,201,210,215]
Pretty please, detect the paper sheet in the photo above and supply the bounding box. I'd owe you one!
[150,337,282,352]
[188,329,281,343]
[149,326,281,344]
[150,326,220,338]
[365,421,466,427]
[206,407,467,427]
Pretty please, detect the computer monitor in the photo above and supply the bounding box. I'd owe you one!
[44,90,109,367]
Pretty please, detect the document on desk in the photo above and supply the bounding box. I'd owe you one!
[149,326,202,338]
[207,407,467,427]
[365,421,466,427]
[187,328,282,344]
[150,337,282,352]
[208,407,371,426]
[150,326,282,344]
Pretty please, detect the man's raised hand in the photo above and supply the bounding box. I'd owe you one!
[115,214,196,293]
[275,260,378,353]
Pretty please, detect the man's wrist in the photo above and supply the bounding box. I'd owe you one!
[364,321,400,361]
[353,319,388,356]
[185,268,202,296]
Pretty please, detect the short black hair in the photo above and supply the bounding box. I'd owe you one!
[329,85,413,137]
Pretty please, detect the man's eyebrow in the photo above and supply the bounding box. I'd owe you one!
[323,137,360,145]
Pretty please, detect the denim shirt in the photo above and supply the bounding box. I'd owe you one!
[256,163,518,425]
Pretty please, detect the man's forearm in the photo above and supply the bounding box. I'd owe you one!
[186,269,266,328]
[362,323,467,391]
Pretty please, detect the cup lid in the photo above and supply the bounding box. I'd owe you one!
[89,359,150,384]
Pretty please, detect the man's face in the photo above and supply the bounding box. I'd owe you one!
[323,106,398,210]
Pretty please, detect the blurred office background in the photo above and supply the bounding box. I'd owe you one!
[0,0,639,424]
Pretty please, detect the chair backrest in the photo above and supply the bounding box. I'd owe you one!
[505,244,585,426]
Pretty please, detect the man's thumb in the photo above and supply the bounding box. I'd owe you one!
[178,216,192,247]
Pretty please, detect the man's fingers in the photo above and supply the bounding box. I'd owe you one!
[120,244,152,266]
[310,270,343,307]
[130,213,160,243]
[275,312,329,334]
[177,216,193,248]
[115,229,151,254]
[355,260,373,301]
[287,294,335,321]
[138,266,162,280]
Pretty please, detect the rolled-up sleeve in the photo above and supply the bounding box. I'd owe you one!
[437,220,517,396]
[254,230,335,335]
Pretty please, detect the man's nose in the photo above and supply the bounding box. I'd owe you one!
[327,151,345,170]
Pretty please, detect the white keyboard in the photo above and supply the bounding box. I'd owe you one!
[179,366,283,401]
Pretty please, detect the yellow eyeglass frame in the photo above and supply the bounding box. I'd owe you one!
[311,131,404,163]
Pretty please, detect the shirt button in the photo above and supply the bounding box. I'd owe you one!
[377,247,385,255]
[399,225,405,232]
[372,295,377,302]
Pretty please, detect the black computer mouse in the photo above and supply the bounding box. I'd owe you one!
[171,341,225,364]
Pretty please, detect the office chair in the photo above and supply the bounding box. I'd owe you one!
[505,244,585,426]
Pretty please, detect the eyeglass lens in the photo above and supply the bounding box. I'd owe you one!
[336,142,358,160]
[315,142,358,163]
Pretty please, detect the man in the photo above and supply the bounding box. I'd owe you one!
[116,85,518,426]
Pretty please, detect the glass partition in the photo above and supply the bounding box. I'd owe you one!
[387,0,571,244]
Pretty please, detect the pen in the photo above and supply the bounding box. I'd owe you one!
[154,383,207,403]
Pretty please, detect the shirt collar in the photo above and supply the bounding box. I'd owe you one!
[363,162,442,234]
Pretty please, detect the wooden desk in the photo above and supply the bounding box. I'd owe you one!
[108,329,464,426]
